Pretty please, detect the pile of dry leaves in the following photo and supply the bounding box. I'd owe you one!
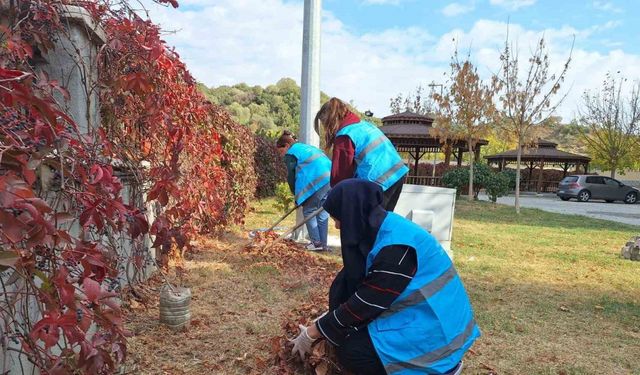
[243,231,338,288]
[269,304,346,375]
[245,231,348,375]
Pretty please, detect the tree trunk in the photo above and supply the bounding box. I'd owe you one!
[443,142,452,168]
[610,168,616,178]
[515,137,523,214]
[537,160,545,193]
[468,140,474,201]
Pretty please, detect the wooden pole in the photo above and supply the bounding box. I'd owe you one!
[537,159,545,193]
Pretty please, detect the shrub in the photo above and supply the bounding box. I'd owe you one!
[442,163,491,198]
[485,172,512,202]
[442,167,469,196]
[442,163,513,201]
[213,106,258,229]
[415,162,450,177]
[472,163,494,190]
[501,169,518,189]
[274,182,295,213]
[254,135,287,198]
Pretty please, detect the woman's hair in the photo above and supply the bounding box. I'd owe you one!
[276,130,297,148]
[314,97,350,149]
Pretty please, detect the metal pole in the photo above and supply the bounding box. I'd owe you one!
[294,0,322,241]
[299,0,321,147]
[428,83,443,181]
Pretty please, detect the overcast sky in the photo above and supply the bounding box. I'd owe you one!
[142,0,640,122]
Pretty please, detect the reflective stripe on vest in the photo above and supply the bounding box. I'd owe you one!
[296,152,325,172]
[336,121,408,191]
[286,143,331,205]
[378,265,457,319]
[385,319,478,374]
[296,171,330,203]
[356,134,386,161]
[366,213,480,374]
[375,160,407,186]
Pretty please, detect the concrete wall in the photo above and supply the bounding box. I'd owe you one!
[35,6,105,134]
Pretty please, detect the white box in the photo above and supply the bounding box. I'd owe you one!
[393,184,456,257]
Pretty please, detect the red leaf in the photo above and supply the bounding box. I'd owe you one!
[80,206,96,228]
[0,211,25,243]
[89,165,104,184]
[82,278,101,303]
[30,313,62,349]
[53,268,76,307]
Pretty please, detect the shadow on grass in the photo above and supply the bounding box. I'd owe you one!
[455,200,639,232]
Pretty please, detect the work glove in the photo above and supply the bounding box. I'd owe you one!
[290,324,316,360]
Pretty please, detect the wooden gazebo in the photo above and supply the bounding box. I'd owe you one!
[380,111,488,186]
[485,139,591,192]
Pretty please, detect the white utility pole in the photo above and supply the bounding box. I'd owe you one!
[294,0,322,241]
[299,0,322,147]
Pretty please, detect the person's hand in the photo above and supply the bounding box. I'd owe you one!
[290,324,317,360]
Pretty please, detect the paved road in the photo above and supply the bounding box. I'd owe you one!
[478,193,640,226]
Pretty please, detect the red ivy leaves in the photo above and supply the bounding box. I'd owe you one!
[1,7,136,373]
[1,0,258,373]
[30,310,79,349]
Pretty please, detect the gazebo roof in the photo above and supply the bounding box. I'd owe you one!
[485,139,591,163]
[379,111,487,146]
[381,110,435,125]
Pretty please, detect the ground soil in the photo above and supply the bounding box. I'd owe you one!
[122,231,343,375]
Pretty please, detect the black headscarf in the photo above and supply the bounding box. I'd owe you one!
[323,179,388,302]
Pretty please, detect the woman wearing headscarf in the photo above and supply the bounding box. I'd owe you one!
[290,179,479,375]
[314,98,408,211]
[276,130,331,251]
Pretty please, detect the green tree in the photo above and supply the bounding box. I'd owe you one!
[201,78,382,137]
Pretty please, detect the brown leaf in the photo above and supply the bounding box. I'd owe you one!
[312,341,327,358]
[480,361,498,374]
[314,361,328,375]
[0,251,20,271]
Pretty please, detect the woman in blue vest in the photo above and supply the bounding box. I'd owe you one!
[290,179,479,374]
[314,98,409,211]
[276,131,331,251]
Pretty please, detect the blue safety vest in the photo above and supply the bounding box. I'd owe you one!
[336,121,408,191]
[286,143,331,205]
[366,213,480,374]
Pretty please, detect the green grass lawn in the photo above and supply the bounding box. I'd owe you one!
[241,198,639,374]
[452,200,639,374]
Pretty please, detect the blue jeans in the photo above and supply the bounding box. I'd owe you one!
[302,184,330,247]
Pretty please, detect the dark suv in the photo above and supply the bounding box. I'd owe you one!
[557,175,639,204]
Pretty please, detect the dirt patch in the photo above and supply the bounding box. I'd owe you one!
[122,232,343,374]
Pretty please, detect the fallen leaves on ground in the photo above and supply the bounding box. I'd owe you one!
[246,231,347,374]
[123,231,346,374]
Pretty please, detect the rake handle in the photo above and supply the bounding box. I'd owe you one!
[262,207,325,251]
[264,204,300,233]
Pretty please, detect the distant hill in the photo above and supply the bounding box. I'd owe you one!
[539,119,589,156]
[199,78,380,139]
